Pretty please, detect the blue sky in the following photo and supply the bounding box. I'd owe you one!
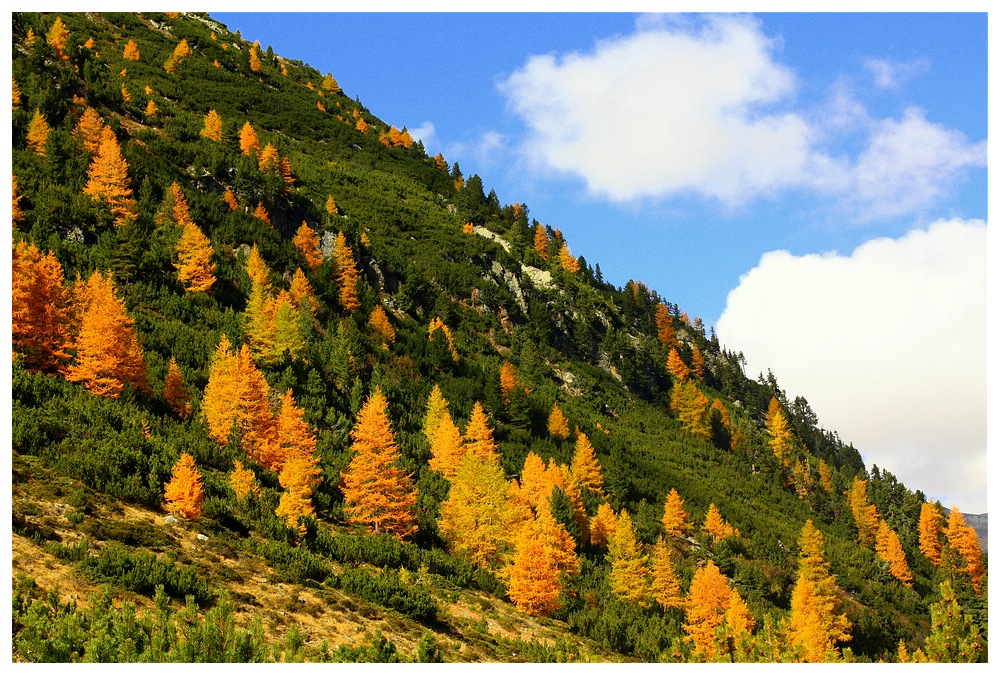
[213,10,989,512]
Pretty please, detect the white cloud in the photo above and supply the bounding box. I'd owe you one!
[445,131,507,169]
[498,15,985,215]
[407,121,435,146]
[715,218,987,512]
[863,56,929,90]
[848,107,987,218]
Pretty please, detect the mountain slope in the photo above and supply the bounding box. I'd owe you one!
[10,11,987,663]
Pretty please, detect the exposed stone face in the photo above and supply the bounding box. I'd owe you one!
[520,264,553,290]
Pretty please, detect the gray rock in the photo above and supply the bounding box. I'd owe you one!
[164,515,180,525]
[196,533,209,542]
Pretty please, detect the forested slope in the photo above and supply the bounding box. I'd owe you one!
[10,12,987,663]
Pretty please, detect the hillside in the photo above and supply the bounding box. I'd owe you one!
[10,12,987,663]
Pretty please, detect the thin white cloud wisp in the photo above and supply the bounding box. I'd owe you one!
[716,218,987,512]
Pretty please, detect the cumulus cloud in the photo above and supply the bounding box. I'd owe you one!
[445,131,507,168]
[498,15,985,214]
[715,219,987,512]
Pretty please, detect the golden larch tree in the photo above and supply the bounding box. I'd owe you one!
[608,509,650,605]
[368,304,396,344]
[875,520,913,586]
[275,452,323,536]
[26,109,50,155]
[662,488,691,541]
[292,221,323,269]
[46,16,69,59]
[321,72,340,92]
[325,195,339,215]
[558,242,580,273]
[289,267,317,317]
[200,336,275,457]
[223,186,239,211]
[589,502,618,547]
[342,387,418,540]
[163,357,192,418]
[817,459,833,493]
[788,520,852,662]
[12,176,24,223]
[83,127,137,224]
[174,219,216,293]
[499,361,522,405]
[144,99,158,119]
[846,477,880,547]
[249,46,262,73]
[422,384,450,447]
[75,107,105,154]
[245,243,272,289]
[517,451,553,514]
[463,401,499,463]
[438,452,529,570]
[201,109,223,142]
[570,431,604,495]
[271,290,307,361]
[12,241,72,374]
[253,202,270,223]
[533,223,549,260]
[123,39,140,61]
[243,278,276,362]
[258,389,316,473]
[918,501,944,566]
[163,453,204,521]
[702,503,739,544]
[684,560,735,661]
[333,231,362,312]
[945,507,985,592]
[766,398,795,467]
[66,270,149,398]
[239,121,260,156]
[427,410,465,480]
[230,460,260,501]
[547,402,571,441]
[670,381,711,441]
[690,345,705,381]
[650,536,684,612]
[13,78,22,109]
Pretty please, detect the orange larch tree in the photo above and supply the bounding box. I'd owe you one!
[123,39,140,61]
[666,347,690,382]
[547,402,571,441]
[325,195,339,216]
[918,501,944,566]
[200,109,223,142]
[499,360,522,405]
[945,507,986,592]
[163,357,192,418]
[875,520,913,586]
[333,231,362,312]
[65,270,149,398]
[368,304,396,344]
[670,381,711,441]
[683,560,734,661]
[558,242,580,273]
[245,243,272,289]
[517,452,553,514]
[463,401,499,463]
[702,503,739,544]
[506,516,563,617]
[289,267,317,317]
[655,303,677,349]
[222,186,239,211]
[239,121,260,156]
[766,397,795,468]
[571,431,604,494]
[83,127,137,224]
[342,387,418,540]
[292,221,323,269]
[26,109,50,155]
[662,487,691,541]
[253,202,270,223]
[589,502,618,547]
[690,345,706,381]
[533,223,549,260]
[249,45,262,73]
[75,107,105,154]
[163,452,204,521]
[45,16,69,59]
[12,240,72,374]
